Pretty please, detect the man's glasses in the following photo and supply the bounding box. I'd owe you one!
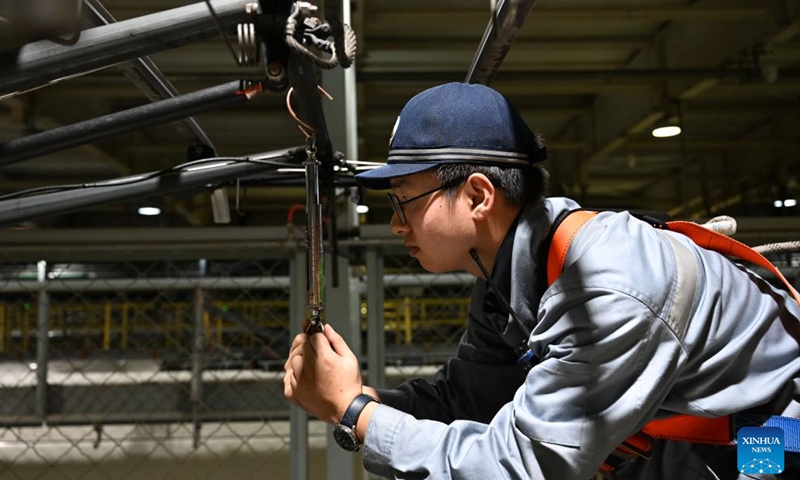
[387,183,456,224]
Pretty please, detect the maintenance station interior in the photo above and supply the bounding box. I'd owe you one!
[0,0,799,479]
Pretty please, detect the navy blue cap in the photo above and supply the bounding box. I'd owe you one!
[355,82,548,190]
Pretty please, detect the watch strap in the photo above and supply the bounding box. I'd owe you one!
[340,393,378,428]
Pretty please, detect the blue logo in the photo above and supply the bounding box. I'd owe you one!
[737,426,784,475]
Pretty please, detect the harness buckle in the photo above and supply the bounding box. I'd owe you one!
[515,349,536,371]
[599,431,654,475]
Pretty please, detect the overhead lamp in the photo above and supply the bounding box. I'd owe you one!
[651,125,681,138]
[138,206,161,216]
[356,205,369,214]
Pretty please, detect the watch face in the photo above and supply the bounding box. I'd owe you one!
[333,424,359,451]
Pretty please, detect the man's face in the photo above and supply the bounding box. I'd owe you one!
[388,171,474,273]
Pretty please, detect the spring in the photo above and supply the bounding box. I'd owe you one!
[236,2,260,67]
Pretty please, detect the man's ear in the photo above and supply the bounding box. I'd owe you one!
[463,173,495,221]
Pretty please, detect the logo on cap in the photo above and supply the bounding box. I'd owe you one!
[389,116,400,146]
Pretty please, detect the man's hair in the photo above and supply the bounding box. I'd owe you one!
[433,132,549,206]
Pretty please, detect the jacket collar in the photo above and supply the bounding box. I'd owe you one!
[501,197,581,347]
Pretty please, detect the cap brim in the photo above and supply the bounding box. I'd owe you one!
[354,162,440,190]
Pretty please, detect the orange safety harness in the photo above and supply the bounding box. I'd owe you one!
[545,209,800,475]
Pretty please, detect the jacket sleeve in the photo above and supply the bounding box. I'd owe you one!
[377,280,528,424]
[364,288,687,480]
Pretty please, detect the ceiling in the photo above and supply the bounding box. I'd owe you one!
[1,0,800,233]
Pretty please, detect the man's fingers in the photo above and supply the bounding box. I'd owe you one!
[322,324,351,356]
[283,370,293,397]
[289,341,304,360]
[290,333,306,351]
[303,333,320,357]
[283,369,303,409]
[285,333,305,372]
[284,376,304,409]
[290,354,304,380]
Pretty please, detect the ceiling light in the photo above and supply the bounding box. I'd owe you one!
[138,207,161,216]
[651,125,681,138]
[356,205,369,214]
[784,198,797,208]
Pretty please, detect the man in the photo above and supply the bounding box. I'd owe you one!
[284,82,800,479]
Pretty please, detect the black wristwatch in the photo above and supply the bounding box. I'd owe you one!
[332,393,378,452]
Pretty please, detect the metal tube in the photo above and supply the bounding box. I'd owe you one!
[103,302,112,351]
[289,251,309,480]
[288,53,334,164]
[0,272,474,294]
[36,260,49,423]
[83,0,216,151]
[0,305,5,354]
[305,153,324,312]
[0,146,304,227]
[363,68,800,85]
[0,81,250,166]
[466,0,540,85]
[366,249,386,389]
[0,0,251,99]
[191,259,206,449]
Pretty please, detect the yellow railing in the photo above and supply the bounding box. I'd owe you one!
[0,297,471,354]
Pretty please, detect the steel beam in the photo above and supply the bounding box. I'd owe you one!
[0,0,251,99]
[83,0,216,152]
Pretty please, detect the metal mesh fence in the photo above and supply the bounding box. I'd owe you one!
[0,259,303,480]
[378,253,475,391]
[0,249,475,480]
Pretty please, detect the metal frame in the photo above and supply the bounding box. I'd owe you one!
[0,1,540,479]
[0,2,358,479]
[0,146,306,227]
[82,0,216,151]
[466,0,540,85]
[0,81,256,166]
[0,0,252,99]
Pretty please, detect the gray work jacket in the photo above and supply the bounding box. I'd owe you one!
[365,197,800,479]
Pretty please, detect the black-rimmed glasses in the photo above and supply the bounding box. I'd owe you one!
[387,183,454,224]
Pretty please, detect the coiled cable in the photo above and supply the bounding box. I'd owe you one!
[284,2,357,69]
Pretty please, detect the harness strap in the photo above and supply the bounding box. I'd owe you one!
[546,210,597,286]
[548,211,800,306]
[642,413,800,451]
[642,414,732,444]
[546,209,800,475]
[667,220,800,305]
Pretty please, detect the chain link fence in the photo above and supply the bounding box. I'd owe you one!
[0,247,475,480]
[1,239,795,479]
[377,252,475,396]
[0,259,311,480]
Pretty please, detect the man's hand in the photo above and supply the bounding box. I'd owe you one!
[283,324,363,424]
